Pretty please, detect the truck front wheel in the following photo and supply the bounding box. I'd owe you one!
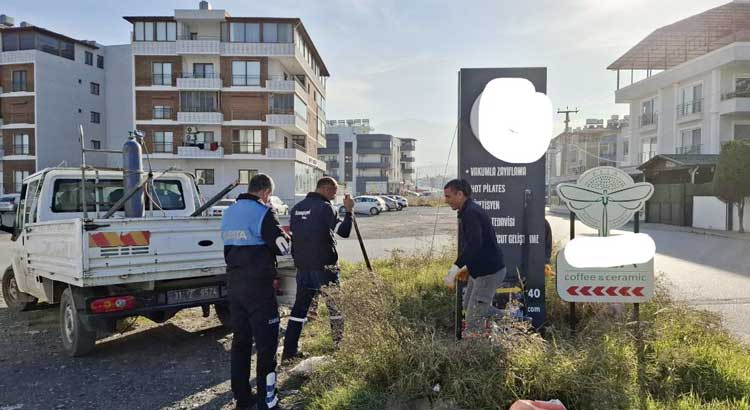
[2,266,37,311]
[60,288,96,357]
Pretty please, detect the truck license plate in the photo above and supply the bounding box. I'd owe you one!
[167,286,220,304]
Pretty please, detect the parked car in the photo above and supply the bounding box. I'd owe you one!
[339,195,386,215]
[0,194,20,213]
[270,196,289,215]
[209,198,236,216]
[379,196,402,211]
[385,195,408,208]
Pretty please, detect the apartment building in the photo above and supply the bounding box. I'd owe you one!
[400,137,416,190]
[0,16,132,194]
[608,0,750,229]
[320,119,415,195]
[125,1,328,203]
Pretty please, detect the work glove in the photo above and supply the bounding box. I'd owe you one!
[444,265,460,288]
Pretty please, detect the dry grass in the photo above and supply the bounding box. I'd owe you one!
[291,248,750,410]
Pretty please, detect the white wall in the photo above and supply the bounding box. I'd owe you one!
[35,46,107,169]
[104,44,134,167]
[693,196,728,230]
[181,55,220,74]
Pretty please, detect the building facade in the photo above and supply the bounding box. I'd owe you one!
[606,0,750,229]
[320,119,415,195]
[0,17,132,194]
[125,2,329,204]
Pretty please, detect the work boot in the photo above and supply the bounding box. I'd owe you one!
[281,350,308,364]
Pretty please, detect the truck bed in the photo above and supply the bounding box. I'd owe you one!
[24,217,295,301]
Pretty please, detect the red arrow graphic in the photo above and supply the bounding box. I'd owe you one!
[593,286,605,296]
[567,286,579,296]
[632,287,644,297]
[618,287,631,296]
[606,287,618,296]
[580,286,592,296]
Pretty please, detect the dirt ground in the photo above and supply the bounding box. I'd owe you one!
[0,206,455,410]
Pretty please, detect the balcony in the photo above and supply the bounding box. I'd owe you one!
[220,42,295,57]
[226,110,265,122]
[676,99,703,121]
[3,112,34,126]
[10,145,30,156]
[358,160,390,169]
[266,112,308,135]
[326,160,339,169]
[638,112,658,129]
[177,145,224,158]
[177,111,223,124]
[719,90,750,115]
[402,168,415,174]
[177,73,222,90]
[401,155,415,162]
[401,142,416,151]
[9,81,31,93]
[264,75,308,97]
[176,35,220,55]
[149,74,175,87]
[132,41,177,55]
[675,144,702,154]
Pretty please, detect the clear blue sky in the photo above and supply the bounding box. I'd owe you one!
[2,0,728,172]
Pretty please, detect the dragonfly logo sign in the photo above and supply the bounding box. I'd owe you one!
[557,167,653,237]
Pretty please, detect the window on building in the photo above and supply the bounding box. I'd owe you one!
[85,51,93,65]
[14,171,29,194]
[153,131,173,153]
[679,83,703,116]
[269,93,293,114]
[11,70,27,92]
[153,105,172,119]
[734,124,750,141]
[239,169,258,185]
[229,22,260,42]
[2,32,72,59]
[91,140,101,149]
[294,95,307,121]
[623,138,630,156]
[152,62,172,85]
[179,91,218,112]
[91,111,101,124]
[186,131,214,148]
[195,169,214,185]
[736,77,750,94]
[90,82,100,95]
[192,63,214,78]
[678,128,701,153]
[13,133,29,155]
[640,98,657,126]
[232,129,262,154]
[231,61,260,86]
[641,137,657,163]
[97,55,104,69]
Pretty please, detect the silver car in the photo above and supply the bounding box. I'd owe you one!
[0,194,20,213]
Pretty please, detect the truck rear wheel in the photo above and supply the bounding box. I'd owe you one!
[60,288,96,357]
[2,266,37,311]
[214,303,231,328]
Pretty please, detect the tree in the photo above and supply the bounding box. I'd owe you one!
[714,140,750,232]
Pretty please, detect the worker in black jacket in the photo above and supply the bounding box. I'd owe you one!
[221,173,290,410]
[442,179,506,334]
[281,177,354,362]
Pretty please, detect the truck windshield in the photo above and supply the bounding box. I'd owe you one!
[52,179,186,212]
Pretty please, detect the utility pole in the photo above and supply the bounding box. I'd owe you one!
[557,106,579,133]
[548,107,579,206]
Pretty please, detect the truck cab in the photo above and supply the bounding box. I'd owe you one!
[1,167,294,356]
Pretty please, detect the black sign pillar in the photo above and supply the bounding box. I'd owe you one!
[457,67,548,329]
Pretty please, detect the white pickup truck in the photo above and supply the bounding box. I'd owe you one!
[0,167,295,356]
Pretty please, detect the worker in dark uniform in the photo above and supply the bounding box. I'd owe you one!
[443,179,506,335]
[221,173,290,410]
[281,177,354,362]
